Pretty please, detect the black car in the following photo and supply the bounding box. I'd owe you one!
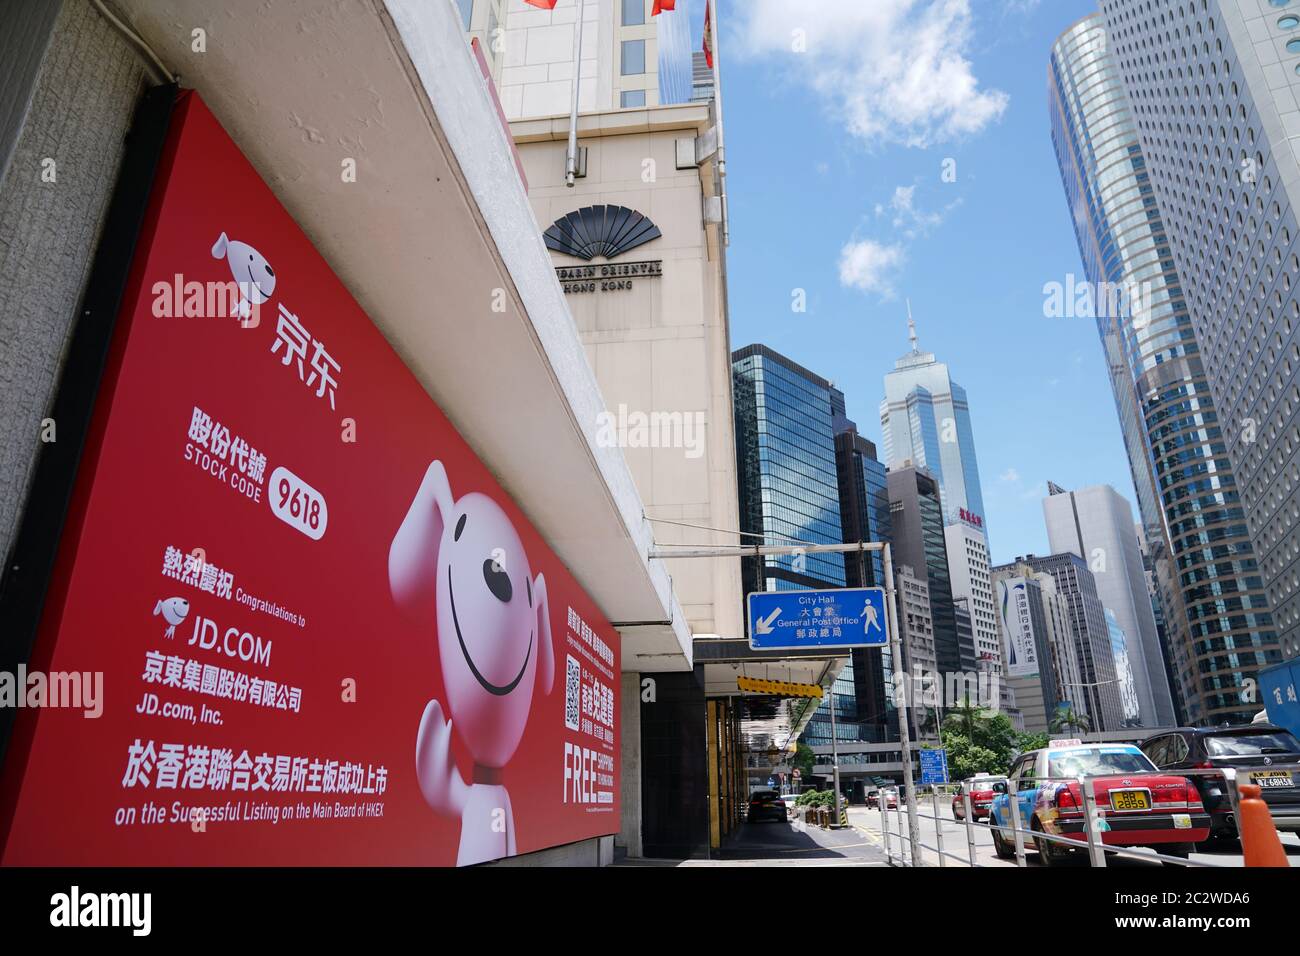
[1140,724,1300,839]
[746,789,788,824]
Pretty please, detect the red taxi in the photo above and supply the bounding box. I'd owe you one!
[988,743,1210,864]
[952,774,1006,820]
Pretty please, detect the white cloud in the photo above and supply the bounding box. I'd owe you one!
[838,240,906,298]
[733,0,1009,149]
[999,468,1021,484]
[878,185,954,239]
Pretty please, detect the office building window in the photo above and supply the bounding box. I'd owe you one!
[622,0,645,26]
[620,89,646,108]
[621,39,646,76]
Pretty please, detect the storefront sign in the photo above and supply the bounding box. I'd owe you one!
[0,93,619,867]
[556,259,663,294]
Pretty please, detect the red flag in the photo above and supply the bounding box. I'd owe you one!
[702,1,713,67]
[652,0,676,15]
[524,0,559,9]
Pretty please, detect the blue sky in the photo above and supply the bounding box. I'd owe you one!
[706,0,1132,565]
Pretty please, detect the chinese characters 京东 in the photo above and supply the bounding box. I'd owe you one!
[271,303,340,411]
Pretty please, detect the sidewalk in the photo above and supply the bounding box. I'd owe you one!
[614,818,889,867]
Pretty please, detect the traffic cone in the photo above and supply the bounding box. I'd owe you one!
[1238,784,1289,867]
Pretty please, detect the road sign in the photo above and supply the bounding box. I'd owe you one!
[919,749,949,786]
[1261,659,1300,739]
[746,587,888,651]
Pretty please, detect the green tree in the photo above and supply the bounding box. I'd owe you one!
[939,709,1020,777]
[1049,707,1091,735]
[1016,731,1050,754]
[945,695,984,740]
[792,742,815,778]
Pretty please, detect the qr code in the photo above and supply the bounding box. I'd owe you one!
[564,655,581,732]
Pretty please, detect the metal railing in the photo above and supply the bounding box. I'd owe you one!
[865,766,1290,868]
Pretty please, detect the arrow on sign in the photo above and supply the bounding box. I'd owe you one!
[755,608,782,635]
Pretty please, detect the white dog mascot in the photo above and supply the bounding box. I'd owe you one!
[211,232,276,323]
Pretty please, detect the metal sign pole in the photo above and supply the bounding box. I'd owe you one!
[883,542,921,862]
[830,685,841,825]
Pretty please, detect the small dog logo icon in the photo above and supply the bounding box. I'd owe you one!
[211,232,276,322]
[153,597,190,639]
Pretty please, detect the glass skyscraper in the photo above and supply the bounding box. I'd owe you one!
[732,345,846,596]
[1096,0,1300,670]
[831,424,897,743]
[879,316,988,529]
[1049,12,1280,724]
[733,347,895,752]
[888,467,963,680]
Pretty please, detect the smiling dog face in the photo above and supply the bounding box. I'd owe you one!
[211,232,276,304]
[389,462,554,769]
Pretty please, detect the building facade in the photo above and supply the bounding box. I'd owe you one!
[832,425,897,743]
[880,317,988,530]
[899,561,941,702]
[1022,552,1126,731]
[992,567,1061,733]
[945,521,1001,676]
[459,0,699,118]
[1049,11,1280,726]
[888,466,962,681]
[1043,483,1176,726]
[1095,0,1300,671]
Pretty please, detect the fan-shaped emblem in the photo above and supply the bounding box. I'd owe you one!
[543,205,662,261]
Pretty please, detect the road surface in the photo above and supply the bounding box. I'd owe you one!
[850,804,1300,867]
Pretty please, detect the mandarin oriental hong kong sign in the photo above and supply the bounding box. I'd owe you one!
[555,260,663,294]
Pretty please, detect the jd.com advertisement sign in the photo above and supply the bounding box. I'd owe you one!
[0,94,619,867]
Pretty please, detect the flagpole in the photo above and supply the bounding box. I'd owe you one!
[708,0,728,245]
[565,0,586,186]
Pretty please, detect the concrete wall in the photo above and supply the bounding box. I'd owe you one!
[487,834,613,866]
[498,0,607,119]
[616,671,643,857]
[0,0,147,566]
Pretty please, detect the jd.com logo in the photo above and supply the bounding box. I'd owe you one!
[150,231,276,327]
[148,232,342,411]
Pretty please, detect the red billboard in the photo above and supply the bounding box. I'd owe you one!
[0,93,619,866]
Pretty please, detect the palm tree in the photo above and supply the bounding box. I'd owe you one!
[944,694,985,739]
[1049,706,1091,735]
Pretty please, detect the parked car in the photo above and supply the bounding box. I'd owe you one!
[747,789,788,824]
[952,774,1007,820]
[866,789,896,809]
[988,743,1209,865]
[1139,724,1300,839]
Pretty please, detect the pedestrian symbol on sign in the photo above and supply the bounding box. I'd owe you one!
[863,600,881,635]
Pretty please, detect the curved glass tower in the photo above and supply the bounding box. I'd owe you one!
[1049,14,1278,725]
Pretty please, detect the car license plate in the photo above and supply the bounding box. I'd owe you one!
[1251,771,1296,789]
[1110,790,1151,811]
